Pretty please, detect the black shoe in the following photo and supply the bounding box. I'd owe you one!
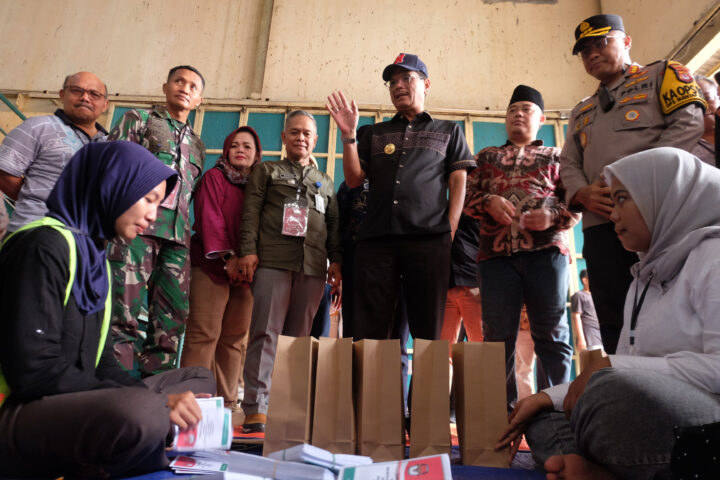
[241,422,265,434]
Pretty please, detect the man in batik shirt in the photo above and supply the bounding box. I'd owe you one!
[464,85,578,408]
[108,65,205,376]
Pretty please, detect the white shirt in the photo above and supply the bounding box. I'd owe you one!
[545,237,720,409]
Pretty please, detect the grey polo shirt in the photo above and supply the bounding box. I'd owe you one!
[0,111,107,232]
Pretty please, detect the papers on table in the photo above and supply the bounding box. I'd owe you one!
[169,444,451,480]
[170,449,334,479]
[337,453,452,480]
[267,444,372,473]
[170,397,232,453]
[169,455,267,478]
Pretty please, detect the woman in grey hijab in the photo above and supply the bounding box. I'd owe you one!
[496,147,720,479]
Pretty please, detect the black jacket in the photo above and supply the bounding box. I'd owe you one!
[0,227,142,403]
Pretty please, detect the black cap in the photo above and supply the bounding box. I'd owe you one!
[382,53,429,81]
[509,85,544,112]
[572,14,625,55]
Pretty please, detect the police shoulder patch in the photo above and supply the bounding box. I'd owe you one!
[667,61,693,83]
[659,61,707,115]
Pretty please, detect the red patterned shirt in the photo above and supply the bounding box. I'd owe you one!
[463,140,580,261]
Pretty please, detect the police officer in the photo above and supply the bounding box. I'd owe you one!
[560,14,705,353]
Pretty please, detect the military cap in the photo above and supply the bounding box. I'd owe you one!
[572,14,625,55]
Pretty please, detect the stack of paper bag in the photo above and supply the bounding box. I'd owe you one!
[263,335,318,456]
[409,339,451,458]
[353,339,405,462]
[311,337,355,453]
[452,341,509,467]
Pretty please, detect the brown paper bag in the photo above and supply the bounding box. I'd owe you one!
[579,347,607,374]
[409,339,451,458]
[353,339,405,461]
[263,335,318,456]
[311,337,355,454]
[452,341,509,467]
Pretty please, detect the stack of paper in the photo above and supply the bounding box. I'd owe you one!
[170,455,267,478]
[267,444,373,472]
[337,453,452,480]
[171,397,232,452]
[170,450,335,480]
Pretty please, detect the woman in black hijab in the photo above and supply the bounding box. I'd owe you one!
[0,141,215,478]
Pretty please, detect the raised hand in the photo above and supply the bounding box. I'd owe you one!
[326,91,359,137]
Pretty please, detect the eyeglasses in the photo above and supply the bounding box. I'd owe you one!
[577,34,624,60]
[384,74,424,89]
[63,85,106,101]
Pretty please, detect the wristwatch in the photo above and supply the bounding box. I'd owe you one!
[341,136,356,144]
[222,252,234,262]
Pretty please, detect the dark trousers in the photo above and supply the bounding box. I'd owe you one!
[310,283,333,338]
[582,223,637,354]
[353,233,451,341]
[480,248,573,409]
[340,240,357,339]
[0,367,215,478]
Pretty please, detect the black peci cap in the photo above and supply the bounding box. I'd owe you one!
[572,14,625,55]
[509,85,544,112]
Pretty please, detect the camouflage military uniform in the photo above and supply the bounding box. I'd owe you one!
[108,105,205,375]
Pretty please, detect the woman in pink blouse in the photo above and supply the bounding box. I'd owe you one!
[181,127,261,408]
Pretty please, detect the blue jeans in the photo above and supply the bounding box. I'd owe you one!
[526,369,720,479]
[480,248,572,408]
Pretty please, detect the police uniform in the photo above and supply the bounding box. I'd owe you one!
[560,14,705,353]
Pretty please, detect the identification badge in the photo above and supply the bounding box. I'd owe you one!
[314,193,325,213]
[282,197,308,237]
[278,173,298,186]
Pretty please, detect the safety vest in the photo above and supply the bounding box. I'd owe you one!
[0,217,112,407]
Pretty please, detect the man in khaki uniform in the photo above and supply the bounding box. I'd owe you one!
[560,14,705,353]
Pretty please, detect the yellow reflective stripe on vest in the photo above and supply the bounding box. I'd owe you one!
[97,259,112,366]
[5,217,76,305]
[0,218,111,407]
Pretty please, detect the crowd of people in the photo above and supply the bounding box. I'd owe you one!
[0,11,719,480]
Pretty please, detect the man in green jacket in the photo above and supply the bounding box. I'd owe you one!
[237,110,341,434]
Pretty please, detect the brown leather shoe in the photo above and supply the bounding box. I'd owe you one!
[241,413,267,435]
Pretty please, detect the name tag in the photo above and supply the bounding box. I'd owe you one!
[315,193,325,214]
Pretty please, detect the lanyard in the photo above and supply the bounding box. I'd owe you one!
[629,274,653,346]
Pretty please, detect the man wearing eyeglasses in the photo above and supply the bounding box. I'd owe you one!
[560,14,705,354]
[107,65,206,377]
[0,71,108,234]
[326,53,475,343]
